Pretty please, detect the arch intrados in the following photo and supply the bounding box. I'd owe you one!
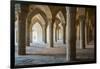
[29,15,45,32]
[31,18,43,28]
[31,13,46,26]
[56,11,65,24]
[29,5,52,19]
[32,22,42,31]
[27,8,48,24]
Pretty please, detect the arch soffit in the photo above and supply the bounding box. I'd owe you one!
[55,11,66,27]
[29,5,52,20]
[29,14,46,31]
[29,18,43,32]
[27,8,48,23]
[31,14,46,27]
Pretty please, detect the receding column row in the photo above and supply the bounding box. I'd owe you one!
[27,22,66,47]
[17,6,89,61]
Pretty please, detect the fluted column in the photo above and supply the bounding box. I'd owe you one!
[18,5,28,55]
[80,16,85,49]
[66,7,76,61]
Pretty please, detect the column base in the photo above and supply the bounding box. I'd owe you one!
[80,40,85,49]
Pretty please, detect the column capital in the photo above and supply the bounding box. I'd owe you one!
[79,15,86,21]
[62,23,66,28]
[48,18,52,23]
[42,24,47,29]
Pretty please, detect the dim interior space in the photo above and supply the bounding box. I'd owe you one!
[14,4,96,66]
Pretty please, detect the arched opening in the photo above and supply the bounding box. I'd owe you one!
[28,13,46,47]
[54,11,66,45]
[32,22,42,44]
[57,23,63,43]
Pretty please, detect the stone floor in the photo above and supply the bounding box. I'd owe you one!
[15,40,95,66]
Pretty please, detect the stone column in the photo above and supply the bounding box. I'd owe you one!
[92,26,94,41]
[30,29,32,43]
[88,19,92,43]
[62,24,66,44]
[80,16,85,49]
[92,15,95,41]
[49,21,54,47]
[15,12,19,46]
[55,27,57,42]
[85,23,88,46]
[66,7,76,61]
[42,26,47,43]
[18,5,28,55]
[57,27,59,40]
[26,26,30,46]
[85,12,88,46]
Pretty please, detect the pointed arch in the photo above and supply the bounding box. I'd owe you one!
[29,13,46,44]
[29,5,52,19]
[32,22,42,44]
[56,11,66,24]
[27,8,48,26]
[31,13,46,28]
[54,11,66,44]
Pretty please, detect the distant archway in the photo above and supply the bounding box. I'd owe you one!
[58,24,63,40]
[29,13,46,46]
[32,22,42,44]
[54,11,65,44]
